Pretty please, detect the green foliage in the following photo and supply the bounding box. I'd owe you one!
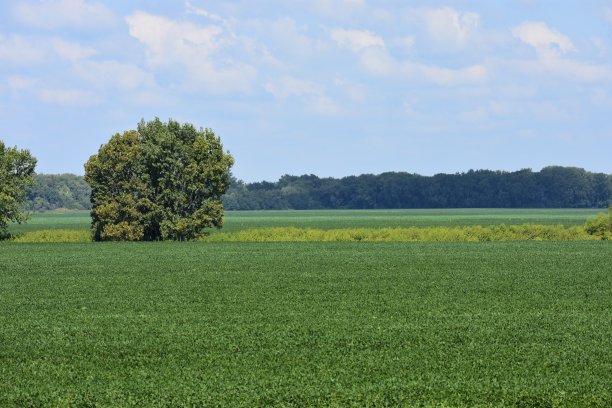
[224,168,612,210]
[27,173,91,211]
[84,119,234,241]
[583,209,612,240]
[1,242,610,405]
[0,140,37,239]
[24,167,611,211]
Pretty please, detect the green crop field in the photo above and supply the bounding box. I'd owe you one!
[8,208,605,235]
[1,240,610,406]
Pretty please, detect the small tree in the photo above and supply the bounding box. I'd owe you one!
[0,141,37,239]
[85,118,234,241]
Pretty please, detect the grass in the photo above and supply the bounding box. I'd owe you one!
[0,241,610,406]
[8,210,91,234]
[203,224,602,242]
[7,208,606,237]
[222,208,604,231]
[8,208,609,243]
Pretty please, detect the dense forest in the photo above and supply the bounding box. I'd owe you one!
[28,167,611,211]
[27,174,91,211]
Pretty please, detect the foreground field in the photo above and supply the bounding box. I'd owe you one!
[1,242,610,406]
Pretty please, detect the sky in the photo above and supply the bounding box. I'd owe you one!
[1,0,611,182]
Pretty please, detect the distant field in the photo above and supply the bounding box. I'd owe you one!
[0,241,610,406]
[8,208,605,235]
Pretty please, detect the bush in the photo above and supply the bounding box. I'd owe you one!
[584,209,611,240]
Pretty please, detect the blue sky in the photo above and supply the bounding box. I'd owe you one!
[1,0,611,182]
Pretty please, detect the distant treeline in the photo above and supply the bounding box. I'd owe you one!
[224,167,611,210]
[28,166,611,211]
[27,174,91,211]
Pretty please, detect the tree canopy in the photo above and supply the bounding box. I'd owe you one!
[84,118,234,241]
[223,168,612,210]
[0,140,37,239]
[28,166,611,212]
[27,174,90,211]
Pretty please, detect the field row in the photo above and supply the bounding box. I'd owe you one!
[8,208,605,234]
[1,241,610,406]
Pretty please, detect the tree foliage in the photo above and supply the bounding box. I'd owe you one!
[27,174,91,211]
[84,118,234,241]
[27,166,612,212]
[224,167,612,210]
[0,140,37,239]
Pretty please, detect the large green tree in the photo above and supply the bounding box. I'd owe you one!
[85,118,234,241]
[0,141,37,239]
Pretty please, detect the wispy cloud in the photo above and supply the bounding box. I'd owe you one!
[50,38,97,61]
[4,75,100,106]
[330,29,385,53]
[72,61,155,91]
[13,0,115,29]
[606,8,612,25]
[311,0,366,18]
[126,11,255,94]
[331,27,488,85]
[512,21,575,57]
[265,76,323,99]
[0,34,97,65]
[38,88,100,106]
[408,6,480,49]
[0,34,46,64]
[265,75,344,115]
[510,21,611,82]
[185,1,225,23]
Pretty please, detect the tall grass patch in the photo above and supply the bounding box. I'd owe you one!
[11,229,91,243]
[203,224,600,242]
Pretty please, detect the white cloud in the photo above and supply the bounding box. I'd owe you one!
[50,39,97,61]
[591,36,607,56]
[14,0,115,29]
[418,7,480,48]
[509,22,611,82]
[264,17,327,59]
[415,63,488,86]
[334,77,366,103]
[309,96,345,116]
[398,36,416,50]
[359,47,396,77]
[330,28,394,76]
[6,75,40,93]
[126,11,255,93]
[330,28,487,85]
[0,34,45,64]
[4,75,100,106]
[606,8,612,25]
[515,58,612,82]
[512,21,575,57]
[331,29,385,53]
[312,0,366,18]
[265,76,323,99]
[126,11,224,65]
[0,34,96,65]
[185,1,225,22]
[38,88,100,106]
[72,61,155,90]
[265,76,344,115]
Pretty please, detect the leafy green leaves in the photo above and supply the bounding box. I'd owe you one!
[84,118,233,241]
[0,140,37,239]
